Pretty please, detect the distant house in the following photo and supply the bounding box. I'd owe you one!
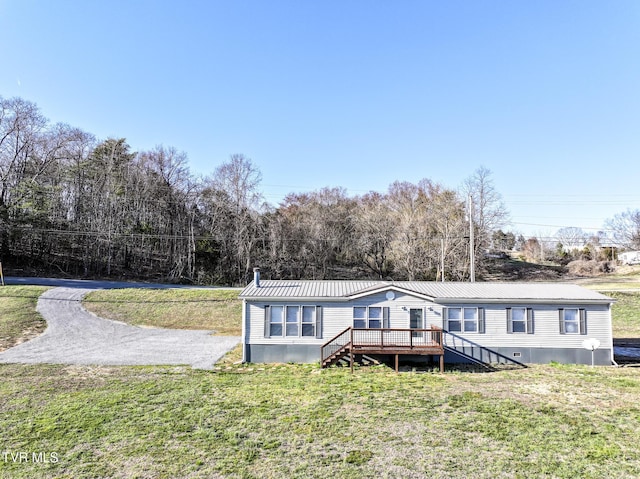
[619,251,640,265]
[239,269,614,369]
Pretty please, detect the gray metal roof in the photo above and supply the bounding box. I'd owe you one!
[239,280,612,303]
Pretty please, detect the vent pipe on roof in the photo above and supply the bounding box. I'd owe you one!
[253,267,261,288]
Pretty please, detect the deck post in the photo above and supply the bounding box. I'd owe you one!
[350,328,354,374]
[439,353,444,373]
[395,354,399,373]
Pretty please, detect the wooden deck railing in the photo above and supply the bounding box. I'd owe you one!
[320,327,352,365]
[321,327,445,371]
[350,328,443,350]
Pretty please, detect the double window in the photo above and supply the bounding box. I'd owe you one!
[265,305,320,338]
[559,308,586,335]
[445,307,484,333]
[353,306,389,329]
[507,307,533,334]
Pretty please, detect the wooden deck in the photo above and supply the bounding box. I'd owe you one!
[321,327,445,372]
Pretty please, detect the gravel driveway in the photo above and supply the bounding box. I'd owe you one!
[0,286,240,369]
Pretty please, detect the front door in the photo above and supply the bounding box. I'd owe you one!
[410,308,423,338]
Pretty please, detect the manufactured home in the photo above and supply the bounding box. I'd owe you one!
[239,269,614,369]
[620,251,640,265]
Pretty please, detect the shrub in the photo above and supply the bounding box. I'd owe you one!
[567,260,615,276]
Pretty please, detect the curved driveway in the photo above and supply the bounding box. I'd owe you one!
[0,281,241,369]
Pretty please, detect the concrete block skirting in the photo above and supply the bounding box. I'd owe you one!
[444,347,613,366]
[245,344,614,366]
[246,344,321,363]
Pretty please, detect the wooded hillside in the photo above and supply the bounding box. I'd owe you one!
[1,96,511,285]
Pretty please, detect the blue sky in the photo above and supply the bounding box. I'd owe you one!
[1,1,639,239]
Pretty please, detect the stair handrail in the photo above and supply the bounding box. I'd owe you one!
[321,327,352,364]
[443,331,527,368]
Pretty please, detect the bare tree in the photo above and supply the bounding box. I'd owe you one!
[423,181,468,280]
[461,166,509,247]
[212,154,262,214]
[353,192,395,278]
[209,154,263,284]
[522,238,543,262]
[386,181,429,280]
[273,187,355,279]
[460,166,510,276]
[555,227,588,253]
[605,209,640,250]
[138,145,195,280]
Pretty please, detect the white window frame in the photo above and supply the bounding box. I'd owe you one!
[353,306,384,329]
[510,307,527,333]
[285,305,300,337]
[447,307,478,333]
[285,304,317,338]
[560,308,587,334]
[268,305,317,338]
[269,305,284,337]
[301,305,317,337]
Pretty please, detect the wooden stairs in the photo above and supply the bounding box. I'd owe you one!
[321,327,445,372]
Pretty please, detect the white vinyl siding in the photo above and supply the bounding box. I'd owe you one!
[248,296,611,354]
[249,292,435,345]
[442,305,610,350]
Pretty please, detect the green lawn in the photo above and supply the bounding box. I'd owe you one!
[1,362,640,478]
[609,291,640,339]
[2,284,640,477]
[83,288,242,336]
[0,286,49,352]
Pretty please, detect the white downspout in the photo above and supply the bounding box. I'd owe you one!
[241,298,247,363]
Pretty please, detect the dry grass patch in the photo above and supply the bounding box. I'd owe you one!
[577,265,640,291]
[0,286,49,351]
[1,363,640,478]
[83,288,242,335]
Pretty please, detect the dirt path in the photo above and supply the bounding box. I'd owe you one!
[0,287,240,369]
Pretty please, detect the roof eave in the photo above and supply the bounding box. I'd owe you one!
[438,298,614,305]
[347,285,435,301]
[239,294,351,302]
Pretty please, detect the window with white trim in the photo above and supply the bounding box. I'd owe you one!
[301,306,316,336]
[286,306,299,336]
[507,307,533,334]
[447,307,479,333]
[267,305,317,337]
[368,307,382,328]
[269,306,284,337]
[353,306,384,329]
[511,308,527,333]
[559,308,585,335]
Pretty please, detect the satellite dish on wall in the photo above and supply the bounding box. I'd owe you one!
[386,291,395,301]
[582,338,601,367]
[582,338,601,351]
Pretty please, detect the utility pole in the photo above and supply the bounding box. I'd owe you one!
[441,238,445,282]
[469,195,475,282]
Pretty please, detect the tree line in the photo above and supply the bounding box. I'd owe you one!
[3,95,636,285]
